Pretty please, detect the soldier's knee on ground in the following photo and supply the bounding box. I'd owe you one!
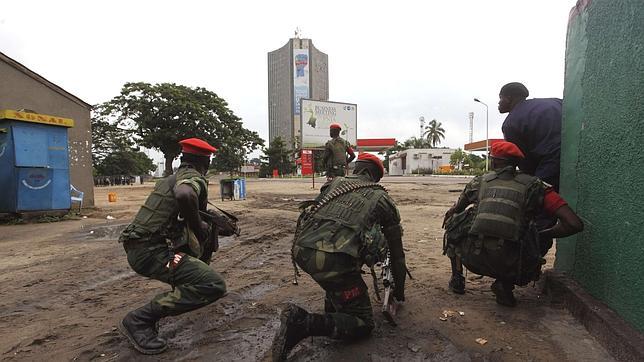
[326,291,374,340]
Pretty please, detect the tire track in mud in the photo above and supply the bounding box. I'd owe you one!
[2,183,617,361]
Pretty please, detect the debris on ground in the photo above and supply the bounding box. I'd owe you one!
[476,338,488,345]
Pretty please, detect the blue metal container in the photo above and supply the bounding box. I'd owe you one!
[0,110,73,212]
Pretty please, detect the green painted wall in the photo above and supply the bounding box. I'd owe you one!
[555,0,644,333]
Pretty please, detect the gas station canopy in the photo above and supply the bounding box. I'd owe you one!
[356,138,397,152]
[464,139,504,152]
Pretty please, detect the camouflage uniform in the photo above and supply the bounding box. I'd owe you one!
[444,166,545,286]
[292,174,402,339]
[119,163,226,316]
[323,136,352,178]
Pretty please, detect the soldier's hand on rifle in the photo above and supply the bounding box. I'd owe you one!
[196,220,210,242]
[392,259,407,302]
[443,205,456,228]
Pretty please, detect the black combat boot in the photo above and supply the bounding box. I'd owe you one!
[118,303,168,354]
[490,279,517,307]
[448,273,465,294]
[271,303,334,361]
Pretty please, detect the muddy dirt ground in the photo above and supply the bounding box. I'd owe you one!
[0,177,614,361]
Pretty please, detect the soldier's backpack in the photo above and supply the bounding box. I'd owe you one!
[447,172,545,285]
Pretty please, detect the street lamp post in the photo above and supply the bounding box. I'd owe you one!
[473,98,489,171]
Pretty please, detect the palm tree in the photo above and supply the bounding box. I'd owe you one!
[403,137,431,149]
[423,119,446,147]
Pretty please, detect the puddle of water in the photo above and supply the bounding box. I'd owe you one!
[81,223,128,241]
[239,283,278,300]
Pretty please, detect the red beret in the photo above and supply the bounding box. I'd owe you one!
[179,138,217,156]
[330,123,342,130]
[357,153,384,178]
[490,141,524,160]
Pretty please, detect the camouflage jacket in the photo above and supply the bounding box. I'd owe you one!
[445,166,545,246]
[120,163,208,257]
[294,174,401,259]
[323,136,351,169]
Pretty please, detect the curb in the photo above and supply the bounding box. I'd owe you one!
[543,270,644,362]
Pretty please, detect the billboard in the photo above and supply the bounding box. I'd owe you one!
[293,48,309,116]
[300,99,357,149]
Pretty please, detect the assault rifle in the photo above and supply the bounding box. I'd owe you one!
[198,204,240,264]
[380,252,399,326]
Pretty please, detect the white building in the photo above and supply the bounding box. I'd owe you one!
[388,148,457,176]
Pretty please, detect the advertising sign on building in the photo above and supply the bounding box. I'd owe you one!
[300,99,357,149]
[293,49,309,116]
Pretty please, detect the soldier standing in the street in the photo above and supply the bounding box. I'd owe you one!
[443,141,583,306]
[272,153,407,361]
[323,123,355,180]
[118,138,226,354]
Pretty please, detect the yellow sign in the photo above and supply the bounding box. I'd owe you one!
[0,109,75,128]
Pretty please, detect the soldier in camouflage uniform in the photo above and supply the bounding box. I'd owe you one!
[323,123,355,180]
[272,153,407,361]
[118,138,226,354]
[443,141,583,306]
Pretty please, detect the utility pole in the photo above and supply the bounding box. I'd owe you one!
[419,116,425,139]
[468,112,474,144]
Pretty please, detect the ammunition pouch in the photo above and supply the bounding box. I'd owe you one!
[360,224,387,267]
[443,208,474,255]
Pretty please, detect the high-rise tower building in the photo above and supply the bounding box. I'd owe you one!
[268,37,328,148]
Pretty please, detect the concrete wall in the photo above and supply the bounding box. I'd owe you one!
[555,0,644,333]
[389,148,456,175]
[0,57,94,207]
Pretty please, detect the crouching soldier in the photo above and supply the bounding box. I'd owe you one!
[443,141,583,306]
[272,153,407,361]
[118,138,229,354]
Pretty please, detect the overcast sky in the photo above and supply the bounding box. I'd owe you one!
[1,0,578,161]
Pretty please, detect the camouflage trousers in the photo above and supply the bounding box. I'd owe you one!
[124,242,226,316]
[294,247,374,340]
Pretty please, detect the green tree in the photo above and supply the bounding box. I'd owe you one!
[91,105,135,168]
[260,137,293,177]
[98,82,263,175]
[449,148,467,170]
[95,149,156,176]
[465,153,486,170]
[403,137,432,149]
[423,119,446,147]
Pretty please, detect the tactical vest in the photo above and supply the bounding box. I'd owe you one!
[313,178,381,228]
[469,172,535,241]
[329,137,348,167]
[295,177,386,257]
[120,166,207,244]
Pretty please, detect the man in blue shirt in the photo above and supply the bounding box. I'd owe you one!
[498,82,562,256]
[499,82,562,191]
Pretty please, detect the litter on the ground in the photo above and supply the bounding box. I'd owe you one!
[106,215,115,220]
[476,338,488,345]
[458,311,465,316]
[442,310,457,318]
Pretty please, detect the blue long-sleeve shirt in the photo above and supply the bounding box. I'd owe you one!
[501,98,562,190]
